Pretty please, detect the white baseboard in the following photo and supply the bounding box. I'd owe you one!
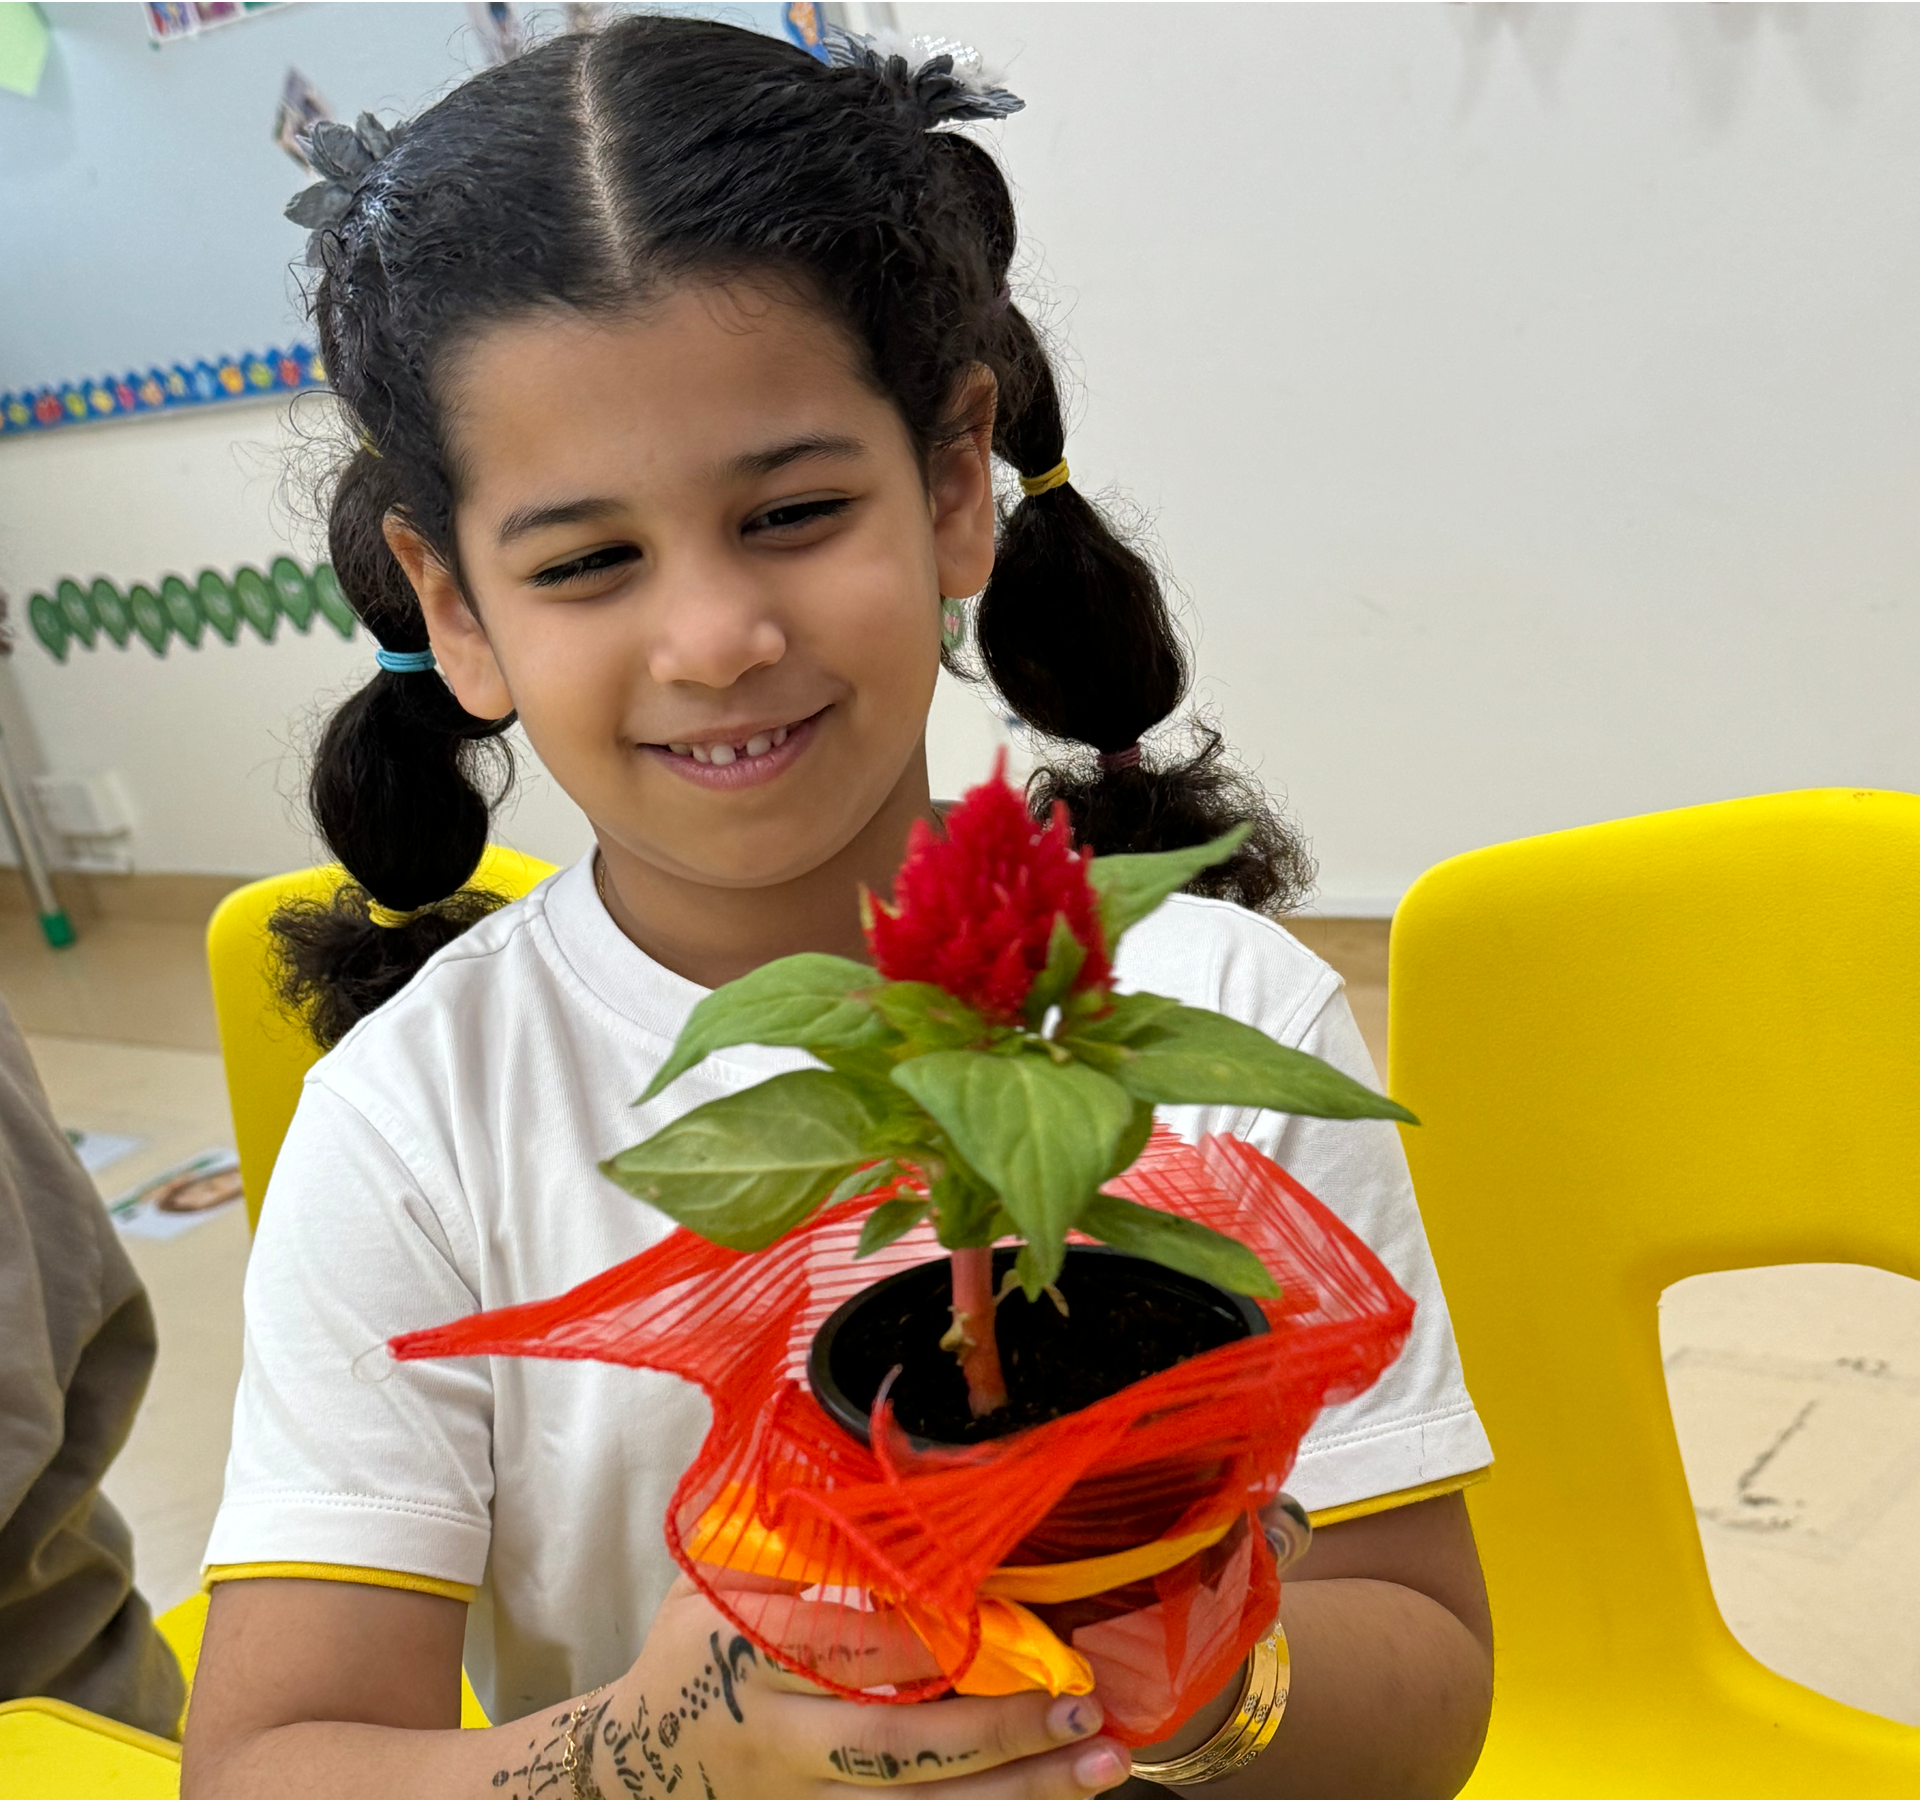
[1300,886,1402,920]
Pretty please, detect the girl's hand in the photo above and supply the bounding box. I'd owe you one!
[591,1577,1131,1797]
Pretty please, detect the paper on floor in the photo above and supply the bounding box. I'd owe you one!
[111,1148,243,1240]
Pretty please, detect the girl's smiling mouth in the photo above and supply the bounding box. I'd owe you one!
[642,707,825,788]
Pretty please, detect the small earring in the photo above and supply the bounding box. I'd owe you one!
[940,596,969,654]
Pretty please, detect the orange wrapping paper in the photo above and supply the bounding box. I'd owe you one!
[389,1131,1414,1744]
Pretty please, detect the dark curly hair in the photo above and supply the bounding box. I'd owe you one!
[276,14,1313,1048]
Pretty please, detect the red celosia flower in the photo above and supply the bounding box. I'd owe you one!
[866,756,1111,1024]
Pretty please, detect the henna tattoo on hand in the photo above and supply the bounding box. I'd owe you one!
[828,1744,982,1781]
[494,1702,602,1800]
[494,1637,761,1800]
[709,1632,757,1725]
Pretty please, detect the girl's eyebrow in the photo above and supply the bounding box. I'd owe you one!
[726,432,866,479]
[496,496,625,546]
[494,437,866,547]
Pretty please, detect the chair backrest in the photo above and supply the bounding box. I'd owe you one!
[208,846,558,1230]
[1389,788,1920,1785]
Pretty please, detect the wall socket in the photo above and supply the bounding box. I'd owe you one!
[30,771,136,873]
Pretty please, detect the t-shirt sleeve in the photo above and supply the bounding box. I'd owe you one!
[204,1077,495,1586]
[1252,986,1493,1518]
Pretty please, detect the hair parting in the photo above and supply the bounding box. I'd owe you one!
[278,13,1309,1044]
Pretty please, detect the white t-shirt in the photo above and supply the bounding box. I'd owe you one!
[208,855,1490,1722]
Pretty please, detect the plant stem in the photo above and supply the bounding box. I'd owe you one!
[948,1246,1008,1418]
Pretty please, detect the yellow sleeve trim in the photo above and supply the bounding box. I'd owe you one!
[202,1561,477,1603]
[1306,1464,1492,1529]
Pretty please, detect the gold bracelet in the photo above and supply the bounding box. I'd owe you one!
[559,1687,606,1800]
[1129,1619,1289,1787]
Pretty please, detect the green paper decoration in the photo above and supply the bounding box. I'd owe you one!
[56,578,96,648]
[312,565,355,639]
[160,575,203,647]
[233,566,278,642]
[127,584,170,656]
[24,561,355,660]
[29,593,68,661]
[270,556,316,632]
[90,578,132,648]
[197,569,240,644]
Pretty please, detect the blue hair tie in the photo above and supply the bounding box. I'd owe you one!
[375,646,436,674]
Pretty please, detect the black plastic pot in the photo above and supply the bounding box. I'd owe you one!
[808,1243,1268,1450]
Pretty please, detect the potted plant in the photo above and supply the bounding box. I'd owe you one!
[390,762,1420,1741]
[601,761,1412,1437]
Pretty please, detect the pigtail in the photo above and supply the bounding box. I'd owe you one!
[975,308,1313,913]
[270,446,516,1050]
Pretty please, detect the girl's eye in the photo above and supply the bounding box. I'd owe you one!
[748,497,851,536]
[530,545,639,588]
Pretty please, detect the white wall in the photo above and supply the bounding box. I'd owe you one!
[907,1,1920,910]
[0,398,1011,876]
[3,3,1918,903]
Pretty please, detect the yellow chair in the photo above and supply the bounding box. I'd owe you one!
[209,845,557,1230]
[1389,788,1920,1796]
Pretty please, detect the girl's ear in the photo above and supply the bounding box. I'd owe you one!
[929,365,999,604]
[383,515,515,722]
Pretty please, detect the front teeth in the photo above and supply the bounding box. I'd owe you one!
[669,722,795,763]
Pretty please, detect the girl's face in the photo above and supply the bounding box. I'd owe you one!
[393,283,996,895]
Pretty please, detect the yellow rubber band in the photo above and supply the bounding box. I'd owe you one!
[366,900,419,929]
[1018,458,1070,498]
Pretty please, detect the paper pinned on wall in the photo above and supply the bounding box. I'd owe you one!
[274,67,332,169]
[145,3,284,47]
[468,2,523,67]
[0,2,49,99]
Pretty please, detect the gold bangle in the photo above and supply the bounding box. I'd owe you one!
[1128,1619,1289,1787]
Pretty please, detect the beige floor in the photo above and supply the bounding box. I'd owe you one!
[7,911,1917,1730]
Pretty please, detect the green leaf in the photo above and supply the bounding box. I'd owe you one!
[856,1196,930,1257]
[601,1069,883,1249]
[827,1157,909,1207]
[1080,1191,1281,1299]
[1087,825,1251,954]
[1066,989,1183,1046]
[1105,1098,1157,1181]
[929,1160,1002,1249]
[870,982,993,1052]
[639,954,895,1102]
[1115,1007,1418,1122]
[1024,913,1088,1028]
[891,1051,1135,1290]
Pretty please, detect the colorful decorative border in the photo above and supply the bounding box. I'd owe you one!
[0,343,326,439]
[28,560,356,662]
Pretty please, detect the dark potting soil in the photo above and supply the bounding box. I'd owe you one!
[818,1246,1263,1447]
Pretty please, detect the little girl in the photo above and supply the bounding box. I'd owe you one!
[184,18,1493,1800]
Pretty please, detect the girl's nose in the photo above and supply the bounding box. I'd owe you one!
[645,566,787,690]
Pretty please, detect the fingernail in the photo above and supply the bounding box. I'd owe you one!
[1074,1746,1125,1790]
[1048,1696,1102,1740]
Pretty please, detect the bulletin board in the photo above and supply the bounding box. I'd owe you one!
[0,1,799,437]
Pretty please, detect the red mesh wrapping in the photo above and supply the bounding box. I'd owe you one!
[389,1131,1414,1744]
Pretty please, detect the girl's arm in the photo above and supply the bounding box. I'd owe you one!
[1124,1493,1493,1800]
[182,1575,1135,1800]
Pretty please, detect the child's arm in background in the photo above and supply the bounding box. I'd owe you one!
[1126,1492,1493,1800]
[183,1575,1134,1800]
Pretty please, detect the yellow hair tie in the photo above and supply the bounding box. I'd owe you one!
[1019,459,1070,498]
[366,900,418,929]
